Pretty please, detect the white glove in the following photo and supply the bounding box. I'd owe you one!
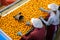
[39,7,44,11]
[26,21,31,26]
[17,32,22,36]
[40,17,43,19]
[39,16,43,20]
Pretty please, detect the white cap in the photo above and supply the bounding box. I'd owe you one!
[48,3,59,11]
[31,18,43,28]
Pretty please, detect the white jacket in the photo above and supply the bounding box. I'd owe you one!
[40,10,59,26]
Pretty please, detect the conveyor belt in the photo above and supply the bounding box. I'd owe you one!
[0,0,60,40]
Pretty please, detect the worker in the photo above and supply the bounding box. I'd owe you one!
[20,18,46,40]
[13,12,24,21]
[39,3,59,40]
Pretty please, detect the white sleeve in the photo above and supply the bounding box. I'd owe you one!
[40,17,53,26]
[56,10,60,18]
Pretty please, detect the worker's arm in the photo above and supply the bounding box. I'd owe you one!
[20,32,33,40]
[39,7,51,13]
[40,17,53,26]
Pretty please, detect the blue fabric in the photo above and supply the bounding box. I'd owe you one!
[0,34,6,40]
[0,31,10,40]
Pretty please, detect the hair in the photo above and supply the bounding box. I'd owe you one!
[58,6,60,10]
[19,15,24,20]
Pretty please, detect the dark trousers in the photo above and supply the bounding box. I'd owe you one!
[46,25,58,40]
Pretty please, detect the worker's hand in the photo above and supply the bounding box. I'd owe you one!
[39,7,44,11]
[39,16,44,21]
[17,32,22,36]
[26,21,31,26]
[39,16,43,19]
[40,17,43,20]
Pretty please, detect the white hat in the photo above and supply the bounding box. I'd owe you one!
[48,3,59,11]
[31,18,43,28]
